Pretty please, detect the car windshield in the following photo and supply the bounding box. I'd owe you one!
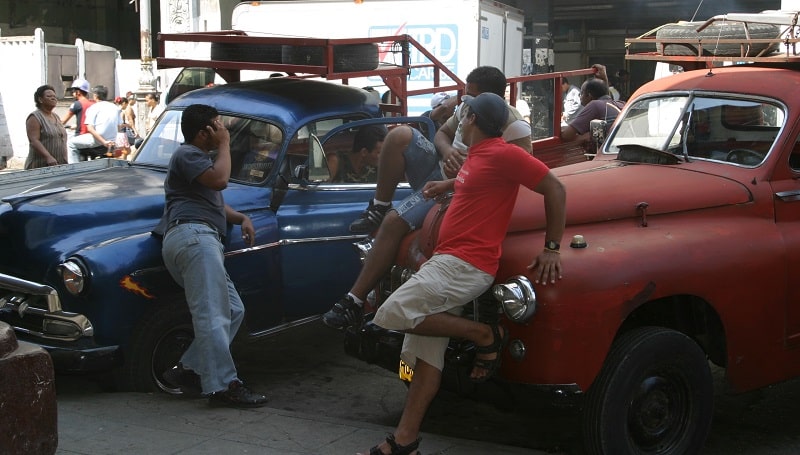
[133,111,284,183]
[605,94,785,167]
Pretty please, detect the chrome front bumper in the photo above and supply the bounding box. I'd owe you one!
[0,272,93,341]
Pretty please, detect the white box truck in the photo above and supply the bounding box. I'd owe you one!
[230,0,525,114]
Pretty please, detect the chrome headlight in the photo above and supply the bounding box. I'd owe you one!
[492,275,536,323]
[60,258,88,296]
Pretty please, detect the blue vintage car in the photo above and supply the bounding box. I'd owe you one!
[0,77,426,391]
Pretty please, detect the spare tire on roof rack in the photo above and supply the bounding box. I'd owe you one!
[210,42,282,63]
[281,43,379,72]
[656,21,781,57]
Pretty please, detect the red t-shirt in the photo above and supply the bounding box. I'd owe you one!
[435,137,549,275]
[78,98,96,135]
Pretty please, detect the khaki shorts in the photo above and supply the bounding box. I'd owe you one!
[372,254,493,371]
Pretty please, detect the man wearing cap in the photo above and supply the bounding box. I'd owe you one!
[66,85,123,163]
[422,92,457,131]
[61,79,95,136]
[358,92,566,455]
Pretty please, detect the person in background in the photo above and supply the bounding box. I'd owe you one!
[144,92,164,136]
[330,124,388,183]
[135,92,165,149]
[123,94,139,149]
[615,68,630,101]
[66,85,122,163]
[154,104,268,408]
[25,85,68,169]
[561,64,625,154]
[61,79,94,136]
[358,92,566,455]
[423,92,458,131]
[561,77,582,124]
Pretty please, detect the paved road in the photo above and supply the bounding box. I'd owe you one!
[59,320,800,454]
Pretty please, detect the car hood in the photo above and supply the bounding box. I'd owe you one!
[507,161,753,232]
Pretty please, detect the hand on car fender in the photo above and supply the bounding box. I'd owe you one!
[528,250,562,285]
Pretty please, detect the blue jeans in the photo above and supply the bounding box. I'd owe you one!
[161,222,244,394]
[396,128,445,230]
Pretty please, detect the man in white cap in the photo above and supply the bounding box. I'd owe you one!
[66,85,122,163]
[423,92,457,131]
[358,91,566,455]
[61,79,95,136]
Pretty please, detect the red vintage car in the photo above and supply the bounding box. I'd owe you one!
[344,15,800,454]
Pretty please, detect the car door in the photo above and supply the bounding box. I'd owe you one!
[274,116,436,318]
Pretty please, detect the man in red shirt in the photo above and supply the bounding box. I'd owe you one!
[358,92,566,455]
[61,79,95,136]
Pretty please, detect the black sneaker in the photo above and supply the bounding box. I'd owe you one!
[349,201,391,234]
[208,380,268,408]
[162,364,202,397]
[322,295,364,329]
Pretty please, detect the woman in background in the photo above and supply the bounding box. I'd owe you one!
[25,85,68,169]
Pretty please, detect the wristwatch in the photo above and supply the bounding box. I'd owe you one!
[544,240,560,251]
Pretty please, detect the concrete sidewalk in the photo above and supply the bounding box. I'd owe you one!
[56,390,545,455]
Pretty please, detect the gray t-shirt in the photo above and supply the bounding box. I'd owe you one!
[153,143,226,238]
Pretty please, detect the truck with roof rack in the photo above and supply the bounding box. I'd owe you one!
[341,9,800,454]
[0,32,591,392]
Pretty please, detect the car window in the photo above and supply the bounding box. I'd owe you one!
[607,94,784,167]
[134,111,283,184]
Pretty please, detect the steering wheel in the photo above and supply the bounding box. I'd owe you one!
[725,148,762,165]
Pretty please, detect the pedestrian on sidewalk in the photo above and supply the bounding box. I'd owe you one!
[25,85,68,169]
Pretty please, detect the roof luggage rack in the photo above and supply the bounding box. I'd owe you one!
[625,10,800,68]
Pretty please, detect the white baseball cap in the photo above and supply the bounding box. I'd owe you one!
[71,79,90,93]
[430,92,451,108]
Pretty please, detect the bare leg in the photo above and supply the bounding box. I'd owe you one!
[360,313,499,454]
[411,312,502,381]
[374,126,414,202]
[359,359,439,455]
[350,212,410,300]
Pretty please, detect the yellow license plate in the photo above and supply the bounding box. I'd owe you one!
[399,359,414,382]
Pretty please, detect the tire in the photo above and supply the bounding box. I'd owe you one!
[117,302,194,393]
[210,42,282,63]
[582,327,713,455]
[656,22,780,57]
[281,43,379,72]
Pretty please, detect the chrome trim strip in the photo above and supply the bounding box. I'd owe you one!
[224,234,368,257]
[247,314,322,338]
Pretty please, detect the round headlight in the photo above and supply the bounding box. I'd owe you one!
[60,259,87,295]
[492,275,536,323]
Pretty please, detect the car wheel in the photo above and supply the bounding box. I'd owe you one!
[210,42,282,63]
[281,43,379,72]
[117,302,194,393]
[582,327,713,455]
[656,22,780,56]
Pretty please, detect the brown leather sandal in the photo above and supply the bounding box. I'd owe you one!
[368,434,421,455]
[471,324,508,383]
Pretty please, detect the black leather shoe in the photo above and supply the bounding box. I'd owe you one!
[208,380,268,408]
[349,201,391,234]
[162,364,202,397]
